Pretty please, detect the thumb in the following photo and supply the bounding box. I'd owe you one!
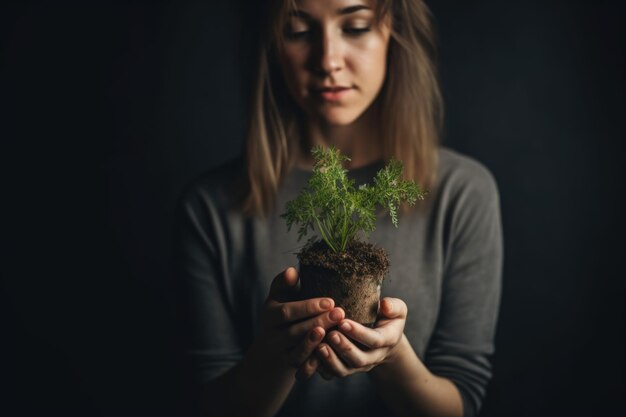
[268,267,300,302]
[380,297,407,319]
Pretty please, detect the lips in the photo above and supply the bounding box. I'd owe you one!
[312,86,352,93]
[308,84,354,102]
[315,88,353,102]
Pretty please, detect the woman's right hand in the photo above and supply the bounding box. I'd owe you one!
[256,267,344,380]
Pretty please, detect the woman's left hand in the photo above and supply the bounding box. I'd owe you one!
[296,297,407,380]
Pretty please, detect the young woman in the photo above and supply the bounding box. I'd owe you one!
[174,1,503,416]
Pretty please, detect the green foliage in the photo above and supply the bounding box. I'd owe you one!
[281,146,427,253]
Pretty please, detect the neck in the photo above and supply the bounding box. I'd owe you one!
[295,103,383,170]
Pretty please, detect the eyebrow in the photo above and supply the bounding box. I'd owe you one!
[289,5,372,19]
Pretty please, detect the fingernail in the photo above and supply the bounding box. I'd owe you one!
[319,346,330,358]
[340,322,351,332]
[285,267,297,283]
[331,334,340,345]
[330,309,342,322]
[309,330,321,342]
[320,299,332,310]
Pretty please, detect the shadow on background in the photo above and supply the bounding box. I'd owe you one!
[2,1,624,416]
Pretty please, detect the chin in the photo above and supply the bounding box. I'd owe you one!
[315,109,364,126]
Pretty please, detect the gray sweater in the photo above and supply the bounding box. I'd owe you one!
[174,147,503,417]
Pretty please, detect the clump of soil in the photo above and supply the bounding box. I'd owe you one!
[297,240,390,326]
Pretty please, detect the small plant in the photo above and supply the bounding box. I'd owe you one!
[281,146,426,253]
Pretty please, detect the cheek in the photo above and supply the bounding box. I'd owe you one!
[279,50,309,93]
[352,40,389,89]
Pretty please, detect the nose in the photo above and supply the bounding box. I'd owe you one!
[312,28,344,76]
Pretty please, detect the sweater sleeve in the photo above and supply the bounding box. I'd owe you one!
[424,159,503,417]
[173,184,245,385]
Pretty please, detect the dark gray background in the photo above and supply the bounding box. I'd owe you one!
[2,1,624,416]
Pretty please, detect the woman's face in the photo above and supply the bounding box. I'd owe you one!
[276,0,391,127]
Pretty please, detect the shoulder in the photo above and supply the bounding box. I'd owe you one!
[436,147,500,205]
[432,148,502,256]
[175,156,247,219]
[431,147,502,239]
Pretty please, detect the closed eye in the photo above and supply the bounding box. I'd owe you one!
[286,30,311,40]
[286,27,371,41]
[343,27,371,35]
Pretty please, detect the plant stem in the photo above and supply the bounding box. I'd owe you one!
[314,215,337,253]
[340,203,349,251]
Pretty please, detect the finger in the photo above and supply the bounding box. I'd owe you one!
[267,267,300,303]
[378,298,408,320]
[327,330,380,369]
[287,327,326,368]
[315,356,335,381]
[295,355,320,381]
[272,307,343,350]
[266,297,335,327]
[336,319,387,349]
[316,343,350,378]
[285,307,344,344]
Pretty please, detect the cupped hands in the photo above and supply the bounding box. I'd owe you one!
[296,297,408,380]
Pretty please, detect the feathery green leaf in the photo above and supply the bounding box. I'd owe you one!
[281,146,426,253]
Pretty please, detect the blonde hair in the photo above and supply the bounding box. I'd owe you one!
[242,0,443,217]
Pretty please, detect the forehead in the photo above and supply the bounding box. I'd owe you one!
[290,0,375,18]
[272,0,387,48]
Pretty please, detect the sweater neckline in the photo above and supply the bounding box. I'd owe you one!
[289,159,386,190]
[292,158,385,176]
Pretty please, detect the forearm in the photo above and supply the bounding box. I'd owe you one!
[369,334,464,417]
[199,339,296,417]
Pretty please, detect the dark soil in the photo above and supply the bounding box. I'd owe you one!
[297,240,390,326]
